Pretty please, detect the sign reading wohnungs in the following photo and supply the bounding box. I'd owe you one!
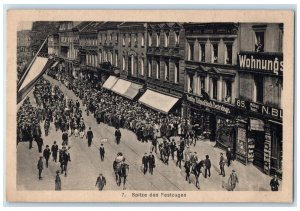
[238,51,283,76]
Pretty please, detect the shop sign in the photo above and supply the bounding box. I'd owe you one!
[235,98,283,120]
[195,97,232,114]
[238,51,283,75]
[249,118,265,131]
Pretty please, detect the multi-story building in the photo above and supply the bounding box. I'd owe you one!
[47,33,59,57]
[17,30,43,80]
[98,22,123,82]
[79,21,102,83]
[103,22,147,100]
[141,23,185,114]
[235,23,283,176]
[17,30,43,63]
[183,23,239,147]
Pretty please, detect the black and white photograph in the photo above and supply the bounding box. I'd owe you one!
[6,10,294,203]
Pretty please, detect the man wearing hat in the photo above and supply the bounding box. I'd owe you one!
[142,153,149,174]
[219,153,226,177]
[43,145,51,168]
[86,127,94,147]
[99,144,105,161]
[95,173,106,191]
[51,141,59,162]
[148,152,155,175]
[37,156,44,180]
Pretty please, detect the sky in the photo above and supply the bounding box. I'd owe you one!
[17,21,33,31]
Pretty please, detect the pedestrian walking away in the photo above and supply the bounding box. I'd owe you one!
[36,136,44,153]
[86,127,94,147]
[51,141,59,162]
[142,153,149,174]
[204,155,211,178]
[228,169,239,191]
[219,153,226,177]
[148,151,155,175]
[115,127,122,145]
[270,175,280,191]
[43,145,51,168]
[95,173,106,191]
[55,170,62,191]
[226,147,232,167]
[99,144,105,161]
[37,156,43,180]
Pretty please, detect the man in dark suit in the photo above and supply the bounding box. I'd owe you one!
[99,144,105,161]
[148,152,155,175]
[170,139,177,160]
[36,136,44,153]
[51,141,59,162]
[204,155,211,178]
[37,156,43,180]
[142,153,149,174]
[86,127,94,147]
[43,145,51,168]
[176,148,183,168]
[62,131,69,145]
[95,173,106,191]
[219,153,225,177]
[115,128,121,144]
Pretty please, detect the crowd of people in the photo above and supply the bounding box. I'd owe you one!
[16,67,280,191]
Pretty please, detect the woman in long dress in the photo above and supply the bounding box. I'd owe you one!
[55,170,61,191]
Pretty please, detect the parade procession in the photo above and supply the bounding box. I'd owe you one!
[16,21,284,192]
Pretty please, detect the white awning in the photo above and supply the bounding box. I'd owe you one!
[18,57,49,91]
[138,89,179,114]
[102,75,118,90]
[111,79,132,95]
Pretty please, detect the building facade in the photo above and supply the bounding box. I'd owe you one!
[235,23,283,177]
[98,22,123,83]
[183,23,239,147]
[79,22,101,83]
[118,22,148,85]
[17,30,43,80]
[47,33,59,57]
[146,23,185,113]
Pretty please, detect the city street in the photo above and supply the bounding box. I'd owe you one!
[17,74,277,191]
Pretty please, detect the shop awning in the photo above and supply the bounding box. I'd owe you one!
[111,79,132,95]
[102,75,118,90]
[138,89,179,114]
[122,82,142,100]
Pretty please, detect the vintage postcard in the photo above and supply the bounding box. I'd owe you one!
[6,10,294,202]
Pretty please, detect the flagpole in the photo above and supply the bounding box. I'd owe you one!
[17,36,49,91]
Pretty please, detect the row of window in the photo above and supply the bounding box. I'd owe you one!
[187,41,233,64]
[148,31,180,47]
[99,51,119,67]
[79,38,98,46]
[187,74,233,103]
[67,46,78,60]
[99,33,118,43]
[122,34,145,47]
[186,73,274,105]
[86,54,98,67]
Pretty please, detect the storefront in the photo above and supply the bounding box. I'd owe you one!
[235,98,283,177]
[185,94,236,145]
